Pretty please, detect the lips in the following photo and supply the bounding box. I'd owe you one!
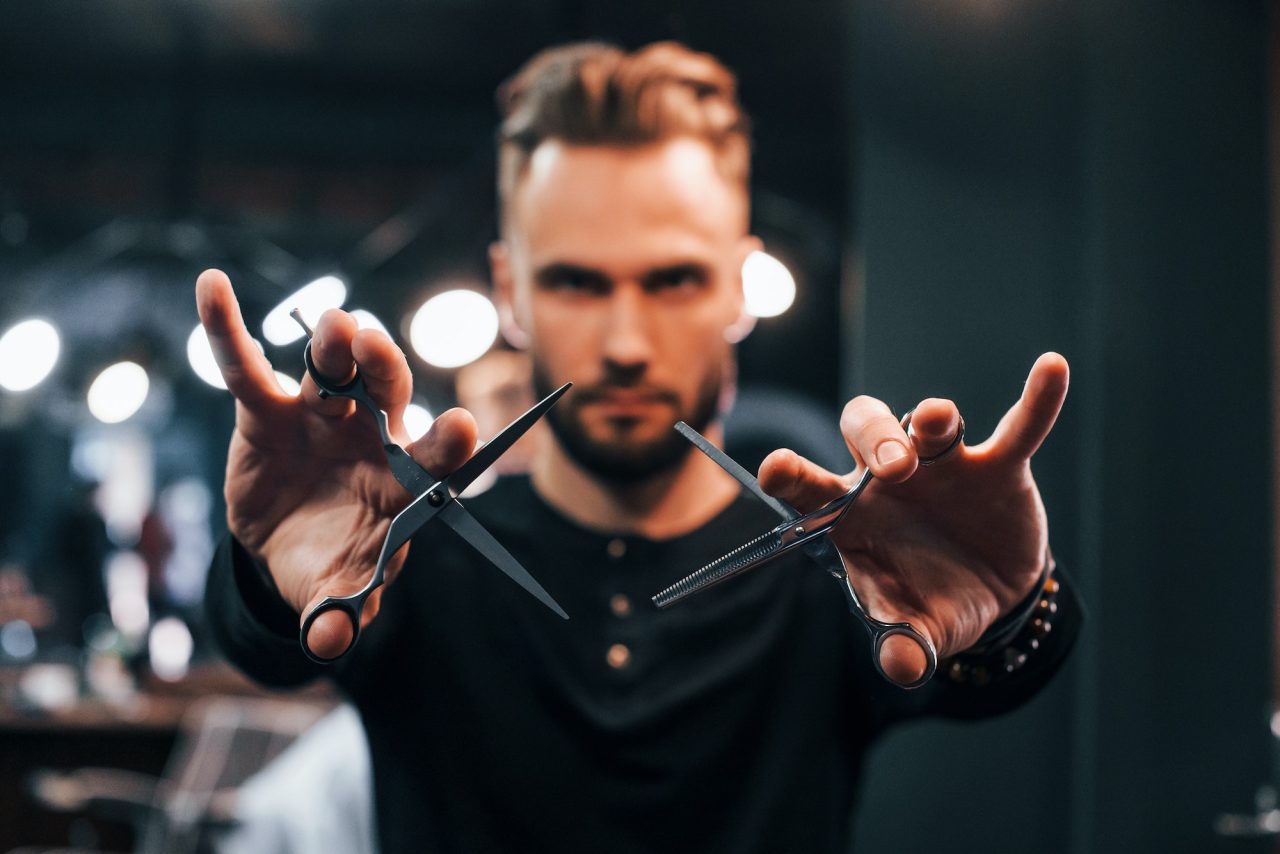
[574,387,678,418]
[588,396,666,417]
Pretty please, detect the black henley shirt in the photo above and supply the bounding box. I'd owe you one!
[206,474,1080,853]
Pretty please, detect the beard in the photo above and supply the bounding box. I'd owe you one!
[531,357,722,486]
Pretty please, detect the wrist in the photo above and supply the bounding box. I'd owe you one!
[944,550,1060,685]
[230,536,304,638]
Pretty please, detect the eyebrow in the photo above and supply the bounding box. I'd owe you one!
[532,261,712,290]
[641,262,711,288]
[533,263,611,291]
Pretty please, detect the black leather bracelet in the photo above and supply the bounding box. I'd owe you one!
[965,550,1054,657]
[945,557,1061,686]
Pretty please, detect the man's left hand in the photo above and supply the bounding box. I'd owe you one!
[757,352,1069,686]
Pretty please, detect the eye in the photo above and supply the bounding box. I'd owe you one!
[537,266,609,295]
[646,265,708,294]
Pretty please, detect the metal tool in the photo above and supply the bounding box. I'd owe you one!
[651,413,963,689]
[290,309,569,664]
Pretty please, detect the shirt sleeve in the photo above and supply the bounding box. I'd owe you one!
[203,533,329,688]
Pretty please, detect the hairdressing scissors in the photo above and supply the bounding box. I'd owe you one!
[290,309,570,664]
[651,413,963,689]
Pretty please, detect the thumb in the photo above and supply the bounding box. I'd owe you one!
[757,448,848,513]
[301,586,386,662]
[406,407,479,477]
[878,628,935,687]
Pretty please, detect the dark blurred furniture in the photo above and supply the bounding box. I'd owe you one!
[0,663,332,853]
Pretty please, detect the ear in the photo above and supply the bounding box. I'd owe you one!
[724,234,764,343]
[489,241,530,349]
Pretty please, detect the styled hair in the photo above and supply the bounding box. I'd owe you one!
[496,41,751,222]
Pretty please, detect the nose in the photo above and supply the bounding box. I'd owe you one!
[601,285,653,379]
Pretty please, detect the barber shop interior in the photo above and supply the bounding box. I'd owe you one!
[0,2,1274,852]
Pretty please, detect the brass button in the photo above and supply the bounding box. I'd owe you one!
[609,594,632,618]
[606,538,627,560]
[606,643,631,669]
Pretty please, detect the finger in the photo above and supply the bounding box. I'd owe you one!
[907,397,963,463]
[303,608,355,661]
[757,448,848,513]
[350,328,414,440]
[195,269,287,412]
[405,407,479,478]
[984,353,1070,463]
[880,632,933,686]
[300,309,359,417]
[301,565,393,661]
[839,395,915,483]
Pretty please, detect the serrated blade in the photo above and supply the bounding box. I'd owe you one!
[652,528,786,608]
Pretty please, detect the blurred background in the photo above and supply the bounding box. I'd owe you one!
[0,0,1273,851]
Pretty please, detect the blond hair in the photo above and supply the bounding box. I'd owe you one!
[496,41,751,223]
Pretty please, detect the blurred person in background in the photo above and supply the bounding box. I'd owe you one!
[454,349,540,477]
[0,563,53,640]
[198,41,1079,853]
[32,479,110,652]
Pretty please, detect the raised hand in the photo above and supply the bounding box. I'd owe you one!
[195,269,478,660]
[758,353,1069,686]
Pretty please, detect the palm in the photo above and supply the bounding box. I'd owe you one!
[832,451,1046,657]
[225,400,411,616]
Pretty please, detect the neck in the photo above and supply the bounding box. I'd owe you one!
[530,424,742,539]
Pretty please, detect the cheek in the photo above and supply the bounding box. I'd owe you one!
[529,300,600,368]
[655,317,730,382]
[659,303,729,351]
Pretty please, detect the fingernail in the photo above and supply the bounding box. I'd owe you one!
[875,440,907,467]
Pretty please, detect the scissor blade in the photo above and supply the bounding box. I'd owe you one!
[437,501,569,619]
[674,422,800,522]
[652,527,787,609]
[446,383,572,496]
[377,485,452,570]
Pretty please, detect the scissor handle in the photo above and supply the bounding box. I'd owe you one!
[835,564,937,689]
[299,591,367,664]
[900,410,965,466]
[302,339,375,403]
[301,339,435,495]
[866,619,938,690]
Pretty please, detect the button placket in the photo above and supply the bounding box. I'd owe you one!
[603,536,641,676]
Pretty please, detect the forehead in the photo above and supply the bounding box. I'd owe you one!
[509,138,747,268]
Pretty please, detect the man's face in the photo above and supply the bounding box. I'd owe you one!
[493,138,753,484]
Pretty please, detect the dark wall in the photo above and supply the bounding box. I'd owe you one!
[849,1,1272,851]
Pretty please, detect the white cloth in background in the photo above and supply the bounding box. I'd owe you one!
[216,703,377,854]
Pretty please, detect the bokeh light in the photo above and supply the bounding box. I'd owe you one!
[350,309,389,335]
[274,371,302,396]
[404,402,434,441]
[262,276,347,345]
[0,318,61,392]
[187,324,227,389]
[87,361,150,424]
[409,290,499,369]
[742,251,796,318]
[148,617,194,682]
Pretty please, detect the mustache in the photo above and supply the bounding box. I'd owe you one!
[568,383,682,407]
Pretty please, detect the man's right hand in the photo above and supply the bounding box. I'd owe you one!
[196,269,478,660]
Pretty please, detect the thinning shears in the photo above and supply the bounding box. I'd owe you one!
[651,414,963,689]
[290,310,569,664]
